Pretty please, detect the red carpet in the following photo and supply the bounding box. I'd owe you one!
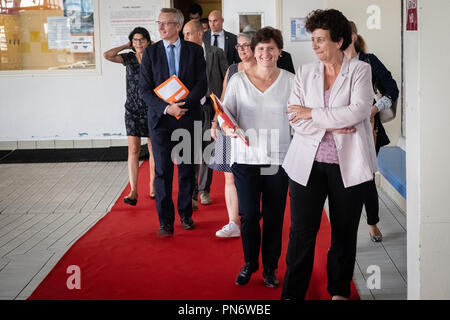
[28,161,359,300]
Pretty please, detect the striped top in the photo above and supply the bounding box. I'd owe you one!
[314,89,339,164]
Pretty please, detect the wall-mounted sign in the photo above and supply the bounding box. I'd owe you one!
[290,17,311,42]
[70,36,94,52]
[406,0,418,31]
[47,17,71,49]
[107,0,158,48]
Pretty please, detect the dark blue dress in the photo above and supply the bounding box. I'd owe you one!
[208,63,239,172]
[120,52,149,137]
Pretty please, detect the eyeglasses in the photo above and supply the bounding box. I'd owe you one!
[132,38,147,43]
[156,21,178,27]
[311,37,326,44]
[235,43,251,50]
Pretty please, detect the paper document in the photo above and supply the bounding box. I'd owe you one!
[154,75,189,103]
[154,75,190,120]
[210,93,249,147]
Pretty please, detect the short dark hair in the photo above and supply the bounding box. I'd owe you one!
[200,18,209,25]
[189,3,203,17]
[251,27,283,51]
[128,27,151,52]
[305,9,352,51]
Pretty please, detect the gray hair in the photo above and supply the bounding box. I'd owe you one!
[238,31,256,42]
[160,8,185,26]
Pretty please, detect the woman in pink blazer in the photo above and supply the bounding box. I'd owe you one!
[281,9,377,300]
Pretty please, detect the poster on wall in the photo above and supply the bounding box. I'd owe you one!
[70,36,94,52]
[406,0,418,31]
[290,17,311,42]
[106,0,159,48]
[47,17,71,49]
[238,13,263,33]
[64,0,94,34]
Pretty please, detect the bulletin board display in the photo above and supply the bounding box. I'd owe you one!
[0,0,97,71]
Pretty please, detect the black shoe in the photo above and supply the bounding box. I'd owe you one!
[157,225,174,237]
[262,269,279,288]
[181,217,195,230]
[235,263,258,285]
[124,197,137,206]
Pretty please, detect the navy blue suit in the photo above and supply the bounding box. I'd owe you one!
[140,39,207,228]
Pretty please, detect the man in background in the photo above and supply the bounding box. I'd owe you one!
[189,3,203,21]
[183,20,228,209]
[203,10,240,65]
[200,18,210,33]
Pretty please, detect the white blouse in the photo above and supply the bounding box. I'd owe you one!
[220,69,294,165]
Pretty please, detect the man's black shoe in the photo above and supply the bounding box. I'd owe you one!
[262,269,279,288]
[181,217,195,230]
[235,263,257,285]
[157,225,174,237]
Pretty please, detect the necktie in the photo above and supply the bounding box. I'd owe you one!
[168,44,176,76]
[213,34,219,47]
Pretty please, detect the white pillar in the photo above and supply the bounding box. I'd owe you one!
[405,0,450,299]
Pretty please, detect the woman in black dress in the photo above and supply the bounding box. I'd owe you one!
[104,27,156,205]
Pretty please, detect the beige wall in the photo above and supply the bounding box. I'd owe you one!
[326,0,403,147]
[280,0,326,69]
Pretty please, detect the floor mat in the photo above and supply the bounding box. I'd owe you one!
[28,161,360,300]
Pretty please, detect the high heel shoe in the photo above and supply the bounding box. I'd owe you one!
[369,225,383,242]
[124,197,137,206]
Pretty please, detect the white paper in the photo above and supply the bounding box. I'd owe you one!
[156,78,182,101]
[106,0,160,48]
[47,17,71,49]
[70,36,94,52]
[174,89,186,101]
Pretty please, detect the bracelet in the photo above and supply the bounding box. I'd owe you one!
[211,120,218,124]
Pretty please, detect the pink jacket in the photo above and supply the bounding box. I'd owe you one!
[282,56,378,188]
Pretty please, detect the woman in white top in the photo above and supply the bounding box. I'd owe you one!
[221,27,294,288]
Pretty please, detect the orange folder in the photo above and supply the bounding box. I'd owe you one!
[210,93,249,146]
[154,75,190,120]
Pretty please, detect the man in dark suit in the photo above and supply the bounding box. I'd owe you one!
[183,20,228,209]
[140,8,207,236]
[203,10,240,66]
[278,50,296,74]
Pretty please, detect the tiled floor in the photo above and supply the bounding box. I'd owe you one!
[0,162,129,300]
[353,190,407,300]
[0,162,407,300]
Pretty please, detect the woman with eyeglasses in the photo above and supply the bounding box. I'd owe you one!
[209,32,257,239]
[103,27,156,205]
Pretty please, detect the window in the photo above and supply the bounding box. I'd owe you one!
[238,12,263,34]
[0,0,97,71]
